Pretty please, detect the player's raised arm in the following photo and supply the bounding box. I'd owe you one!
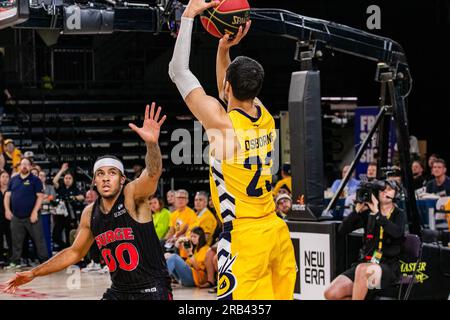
[3,205,95,294]
[216,21,251,100]
[127,103,166,201]
[168,0,230,131]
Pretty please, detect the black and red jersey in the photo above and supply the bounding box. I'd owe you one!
[90,191,171,294]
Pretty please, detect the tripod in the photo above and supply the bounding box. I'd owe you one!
[324,62,421,235]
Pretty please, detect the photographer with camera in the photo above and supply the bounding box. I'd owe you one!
[324,179,406,300]
[52,163,85,251]
[165,226,210,288]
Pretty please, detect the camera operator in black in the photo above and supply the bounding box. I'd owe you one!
[324,180,406,300]
[52,166,85,250]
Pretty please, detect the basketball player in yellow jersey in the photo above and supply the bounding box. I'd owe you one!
[169,0,296,300]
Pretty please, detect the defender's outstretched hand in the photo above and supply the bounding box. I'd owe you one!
[4,271,34,294]
[183,0,220,18]
[218,20,252,49]
[129,102,166,144]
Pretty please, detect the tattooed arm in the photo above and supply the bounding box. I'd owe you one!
[127,103,166,201]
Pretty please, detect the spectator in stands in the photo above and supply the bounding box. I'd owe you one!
[31,167,39,177]
[3,139,22,174]
[0,170,11,265]
[163,189,196,249]
[52,163,85,250]
[208,195,215,215]
[426,159,450,196]
[275,194,292,219]
[0,51,12,125]
[166,226,210,287]
[4,157,48,269]
[84,189,98,205]
[412,160,427,190]
[426,154,439,180]
[189,191,217,246]
[273,163,292,196]
[324,180,405,300]
[331,165,360,197]
[166,189,176,212]
[366,162,377,181]
[149,195,171,240]
[38,170,56,259]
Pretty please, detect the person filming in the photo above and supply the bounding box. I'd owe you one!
[324,179,406,300]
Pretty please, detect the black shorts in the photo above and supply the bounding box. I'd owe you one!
[341,262,400,289]
[102,286,173,300]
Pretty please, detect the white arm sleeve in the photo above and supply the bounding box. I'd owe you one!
[168,17,202,100]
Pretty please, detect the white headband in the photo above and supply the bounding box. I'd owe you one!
[93,158,125,176]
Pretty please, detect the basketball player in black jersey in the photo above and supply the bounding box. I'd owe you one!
[4,103,172,300]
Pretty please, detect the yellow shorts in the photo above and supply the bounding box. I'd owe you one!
[217,213,297,300]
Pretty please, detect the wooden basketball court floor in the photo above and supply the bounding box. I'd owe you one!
[0,268,216,300]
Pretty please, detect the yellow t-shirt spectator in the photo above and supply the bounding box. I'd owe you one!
[169,206,197,234]
[5,148,22,173]
[273,176,292,196]
[187,245,210,286]
[187,208,218,246]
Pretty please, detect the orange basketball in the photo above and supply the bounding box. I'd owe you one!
[200,0,251,38]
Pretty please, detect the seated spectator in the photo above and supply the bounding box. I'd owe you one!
[412,160,427,190]
[275,194,292,219]
[163,189,196,249]
[188,191,217,246]
[3,139,22,174]
[273,163,292,196]
[331,165,360,197]
[324,180,405,300]
[426,159,450,196]
[166,189,176,212]
[366,162,377,181]
[165,227,210,287]
[149,195,171,240]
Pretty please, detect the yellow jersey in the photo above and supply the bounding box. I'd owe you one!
[209,101,276,223]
